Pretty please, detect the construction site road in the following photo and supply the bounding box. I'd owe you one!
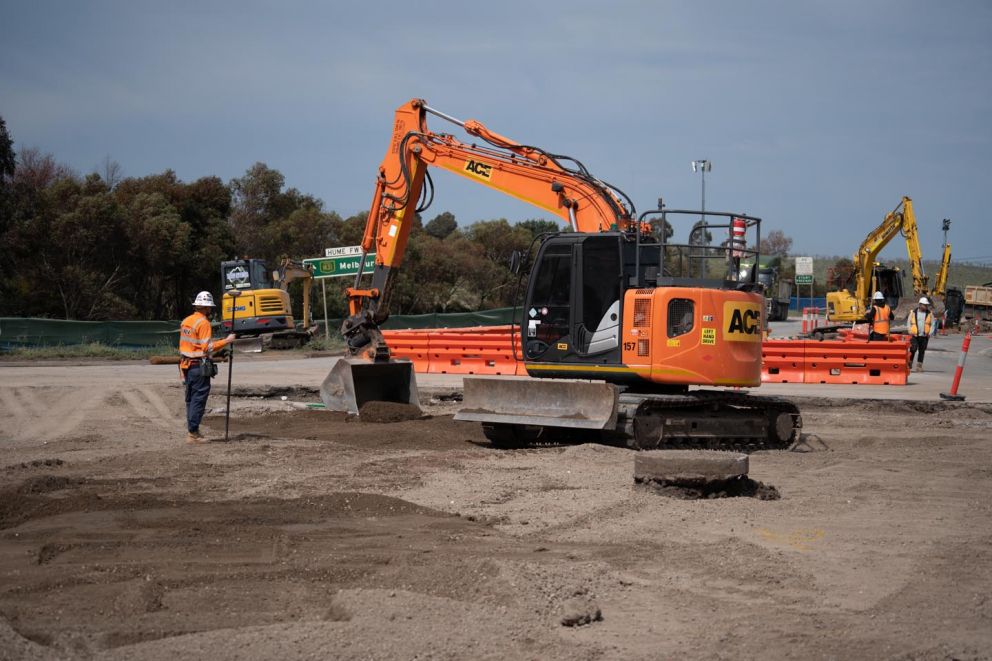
[3,330,991,402]
[1,336,991,660]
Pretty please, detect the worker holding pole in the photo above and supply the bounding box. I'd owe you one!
[178,291,235,445]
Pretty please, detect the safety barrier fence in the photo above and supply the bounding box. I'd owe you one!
[381,325,525,376]
[384,325,911,385]
[762,335,910,385]
[0,308,521,350]
[801,307,825,335]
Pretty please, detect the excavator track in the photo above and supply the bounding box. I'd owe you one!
[475,388,801,452]
[615,390,802,451]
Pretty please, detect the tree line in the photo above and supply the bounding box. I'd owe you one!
[0,115,798,322]
[0,117,566,321]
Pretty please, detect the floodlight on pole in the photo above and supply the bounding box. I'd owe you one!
[690,160,711,277]
[690,160,711,219]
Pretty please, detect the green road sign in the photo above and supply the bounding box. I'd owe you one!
[304,253,376,279]
[795,274,813,285]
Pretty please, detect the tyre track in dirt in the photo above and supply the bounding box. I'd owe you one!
[120,389,175,433]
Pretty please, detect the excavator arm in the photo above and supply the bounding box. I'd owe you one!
[853,195,927,304]
[341,98,636,357]
[932,242,952,299]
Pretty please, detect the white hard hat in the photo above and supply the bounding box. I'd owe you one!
[919,296,930,305]
[873,291,885,300]
[193,291,216,307]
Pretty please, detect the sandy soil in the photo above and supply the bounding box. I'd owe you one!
[1,377,991,660]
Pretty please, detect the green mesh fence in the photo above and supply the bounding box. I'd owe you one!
[0,308,522,350]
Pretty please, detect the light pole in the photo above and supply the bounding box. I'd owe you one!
[690,160,711,277]
[691,159,711,218]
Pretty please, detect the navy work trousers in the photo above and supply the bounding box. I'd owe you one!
[909,336,929,365]
[184,364,212,433]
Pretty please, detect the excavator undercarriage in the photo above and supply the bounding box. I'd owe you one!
[456,378,801,451]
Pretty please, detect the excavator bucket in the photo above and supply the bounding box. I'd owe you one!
[320,358,420,415]
[454,377,618,429]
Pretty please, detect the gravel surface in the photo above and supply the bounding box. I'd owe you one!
[1,368,991,659]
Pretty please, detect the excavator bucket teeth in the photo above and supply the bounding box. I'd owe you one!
[320,358,420,415]
[454,377,618,429]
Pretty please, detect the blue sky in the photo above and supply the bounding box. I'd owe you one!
[2,0,990,262]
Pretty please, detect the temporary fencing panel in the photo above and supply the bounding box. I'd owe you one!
[0,318,181,350]
[1,308,524,351]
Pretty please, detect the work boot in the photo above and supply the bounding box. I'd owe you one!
[915,363,924,373]
[185,431,207,445]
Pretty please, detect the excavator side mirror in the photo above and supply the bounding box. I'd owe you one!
[509,250,524,275]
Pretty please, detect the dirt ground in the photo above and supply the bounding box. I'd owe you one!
[1,375,992,660]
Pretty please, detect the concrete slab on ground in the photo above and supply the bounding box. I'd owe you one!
[634,450,749,483]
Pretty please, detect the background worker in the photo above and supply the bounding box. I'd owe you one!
[179,291,235,444]
[865,291,894,341]
[907,296,937,372]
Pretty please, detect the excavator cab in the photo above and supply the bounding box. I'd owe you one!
[872,265,904,310]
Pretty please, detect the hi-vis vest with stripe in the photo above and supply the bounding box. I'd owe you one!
[909,309,933,336]
[871,304,891,336]
[179,311,229,368]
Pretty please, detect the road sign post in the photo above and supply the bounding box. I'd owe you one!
[304,248,376,280]
[795,257,814,312]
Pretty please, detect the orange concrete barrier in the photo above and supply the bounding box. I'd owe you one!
[762,337,909,385]
[386,327,910,386]
[427,328,517,375]
[761,340,806,383]
[380,329,431,372]
[803,340,909,385]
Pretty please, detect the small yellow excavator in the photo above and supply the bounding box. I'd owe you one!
[220,257,315,346]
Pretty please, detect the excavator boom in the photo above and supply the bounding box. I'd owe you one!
[341,98,638,358]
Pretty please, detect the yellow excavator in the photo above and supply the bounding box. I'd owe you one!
[220,257,315,346]
[826,196,932,322]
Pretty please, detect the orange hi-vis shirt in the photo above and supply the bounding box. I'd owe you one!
[179,311,230,372]
[871,304,891,336]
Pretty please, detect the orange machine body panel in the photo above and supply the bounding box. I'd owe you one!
[620,287,764,387]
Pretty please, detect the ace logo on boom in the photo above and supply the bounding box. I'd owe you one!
[463,159,493,180]
[722,302,762,342]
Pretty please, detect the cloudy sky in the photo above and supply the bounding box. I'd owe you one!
[2,0,990,262]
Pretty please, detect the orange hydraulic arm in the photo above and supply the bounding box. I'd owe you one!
[342,98,637,358]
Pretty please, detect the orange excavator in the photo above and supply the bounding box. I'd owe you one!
[320,99,801,449]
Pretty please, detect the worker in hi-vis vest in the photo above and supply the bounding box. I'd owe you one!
[907,296,937,372]
[865,291,894,341]
[178,291,235,444]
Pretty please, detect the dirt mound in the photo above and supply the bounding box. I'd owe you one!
[211,410,485,450]
[636,475,781,500]
[358,401,424,423]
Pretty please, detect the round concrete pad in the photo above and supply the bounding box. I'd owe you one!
[634,450,748,483]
